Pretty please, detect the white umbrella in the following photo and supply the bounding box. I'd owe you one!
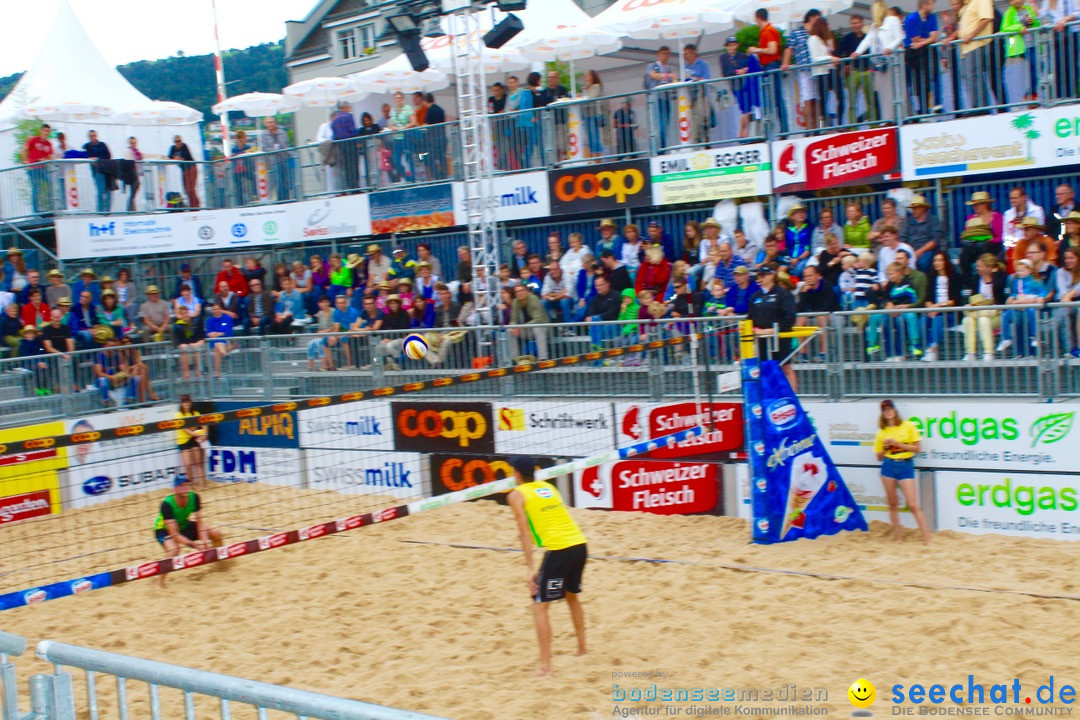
[283,77,368,107]
[733,0,854,25]
[422,34,531,75]
[111,100,203,125]
[516,25,623,95]
[21,101,113,122]
[596,0,734,40]
[212,92,300,118]
[347,59,451,95]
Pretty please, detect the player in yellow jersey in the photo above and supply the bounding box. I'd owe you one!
[507,456,587,676]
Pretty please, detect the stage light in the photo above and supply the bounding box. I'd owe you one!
[494,0,528,10]
[483,13,524,48]
[387,13,420,34]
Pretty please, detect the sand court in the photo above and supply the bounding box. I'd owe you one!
[2,498,1079,720]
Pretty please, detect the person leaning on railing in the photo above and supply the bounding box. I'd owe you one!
[998,257,1049,356]
[866,261,923,361]
[1039,0,1079,100]
[245,278,274,336]
[1054,247,1080,357]
[961,253,1007,361]
[922,251,965,361]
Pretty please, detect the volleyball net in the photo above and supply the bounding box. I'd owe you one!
[0,327,739,608]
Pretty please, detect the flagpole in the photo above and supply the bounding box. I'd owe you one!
[211,0,232,158]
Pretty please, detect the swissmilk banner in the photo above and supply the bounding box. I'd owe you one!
[743,359,867,544]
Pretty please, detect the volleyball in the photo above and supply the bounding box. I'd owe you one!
[403,333,429,360]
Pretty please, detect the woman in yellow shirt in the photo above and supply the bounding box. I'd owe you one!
[175,394,208,489]
[874,399,931,544]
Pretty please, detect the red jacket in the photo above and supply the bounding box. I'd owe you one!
[21,302,49,327]
[635,259,672,294]
[215,269,249,297]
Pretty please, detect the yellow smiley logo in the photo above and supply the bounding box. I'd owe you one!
[848,679,876,709]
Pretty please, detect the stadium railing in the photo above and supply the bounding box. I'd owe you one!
[1,304,1074,429]
[0,631,444,720]
[6,21,1080,225]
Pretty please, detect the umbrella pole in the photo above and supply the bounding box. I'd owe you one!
[679,37,685,80]
[570,57,577,97]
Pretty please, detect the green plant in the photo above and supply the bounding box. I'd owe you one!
[734,25,787,54]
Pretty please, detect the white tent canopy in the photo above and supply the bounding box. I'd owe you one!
[0,0,204,166]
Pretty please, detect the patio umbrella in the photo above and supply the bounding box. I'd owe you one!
[21,101,113,122]
[283,77,368,107]
[111,100,203,125]
[422,33,531,76]
[347,56,451,96]
[515,24,623,95]
[212,92,301,118]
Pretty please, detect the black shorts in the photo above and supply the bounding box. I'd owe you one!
[534,544,587,603]
[178,438,200,451]
[756,337,795,364]
[155,523,198,545]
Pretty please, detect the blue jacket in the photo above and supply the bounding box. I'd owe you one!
[68,303,98,333]
[70,279,102,305]
[173,276,204,301]
[1007,274,1049,299]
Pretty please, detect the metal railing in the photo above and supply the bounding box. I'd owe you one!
[16,637,445,720]
[0,630,27,720]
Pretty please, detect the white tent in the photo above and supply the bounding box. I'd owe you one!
[0,0,204,168]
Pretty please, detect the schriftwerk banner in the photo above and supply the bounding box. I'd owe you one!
[743,359,867,544]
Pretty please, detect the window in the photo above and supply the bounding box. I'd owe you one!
[336,24,377,61]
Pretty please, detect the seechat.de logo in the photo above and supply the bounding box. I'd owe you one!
[766,399,799,429]
[82,475,112,497]
[231,223,247,238]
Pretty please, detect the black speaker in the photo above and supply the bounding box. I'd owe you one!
[398,32,430,72]
[483,14,524,49]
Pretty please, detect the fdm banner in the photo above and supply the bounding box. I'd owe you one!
[743,359,867,543]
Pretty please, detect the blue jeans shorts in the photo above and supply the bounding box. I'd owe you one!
[881,457,915,481]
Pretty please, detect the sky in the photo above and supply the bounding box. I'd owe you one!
[0,0,304,77]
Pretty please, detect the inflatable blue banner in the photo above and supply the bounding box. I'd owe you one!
[743,358,867,544]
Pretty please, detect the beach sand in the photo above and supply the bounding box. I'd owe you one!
[3,498,1080,720]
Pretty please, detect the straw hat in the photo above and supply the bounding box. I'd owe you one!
[966,191,994,206]
[79,268,97,278]
[598,218,616,229]
[100,289,117,298]
[909,194,931,208]
[99,276,114,284]
[6,248,23,256]
[366,243,382,254]
[346,253,363,268]
[396,277,413,286]
[19,325,37,336]
[386,294,401,303]
[701,218,722,229]
[960,220,993,241]
[145,285,161,294]
[1062,211,1080,224]
[90,325,114,342]
[1020,216,1045,230]
[47,269,63,278]
[57,297,72,306]
[787,202,808,216]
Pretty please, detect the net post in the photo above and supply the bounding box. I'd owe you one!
[739,320,756,361]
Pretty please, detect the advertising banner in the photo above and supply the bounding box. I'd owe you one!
[771,127,899,192]
[207,447,302,486]
[453,171,551,224]
[430,454,558,496]
[744,360,866,543]
[391,401,494,454]
[0,422,65,524]
[803,401,1080,472]
[55,194,373,260]
[616,401,743,459]
[650,144,772,206]
[213,402,299,449]
[369,183,455,234]
[899,106,1080,181]
[494,401,615,458]
[298,402,394,451]
[304,449,426,499]
[64,407,180,510]
[548,159,652,214]
[574,458,720,515]
[936,470,1080,540]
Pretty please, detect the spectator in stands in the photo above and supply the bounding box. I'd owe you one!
[697,219,728,264]
[540,261,575,323]
[1,303,20,350]
[725,266,759,314]
[1001,0,1041,104]
[895,249,928,306]
[844,203,871,252]
[901,195,944,274]
[291,260,314,312]
[867,197,905,250]
[309,254,329,303]
[612,98,637,156]
[22,123,53,214]
[416,243,442,279]
[600,251,632,295]
[999,258,1049,356]
[327,294,360,370]
[45,269,69,307]
[113,269,137,323]
[261,117,292,201]
[1003,186,1047,252]
[433,283,462,326]
[174,284,201,324]
[241,257,266,287]
[635,246,672,295]
[966,191,1005,246]
[667,277,697,319]
[204,302,235,377]
[1013,217,1058,271]
[92,337,135,405]
[1047,184,1077,243]
[350,295,384,369]
[41,308,73,357]
[245,278,274,336]
[595,219,623,260]
[1026,240,1058,295]
[230,130,255,205]
[645,221,667,253]
[19,287,48,328]
[876,226,915,281]
[680,221,703,265]
[645,46,676,151]
[784,204,814,275]
[0,250,26,296]
[586,275,621,349]
[414,262,437,300]
[396,277,415,312]
[560,233,591,280]
[1054,247,1080,357]
[682,43,713,145]
[838,256,860,309]
[17,325,51,396]
[366,244,392,290]
[71,268,100,305]
[709,242,746,289]
[214,280,242,322]
[390,246,417,280]
[959,0,997,111]
[167,135,198,209]
[867,262,922,361]
[138,285,170,343]
[271,276,305,335]
[307,296,336,372]
[812,232,850,288]
[807,17,842,129]
[508,240,530,277]
[785,11,821,131]
[719,36,753,139]
[749,265,798,388]
[173,264,203,301]
[69,291,97,348]
[373,295,411,370]
[621,224,644,272]
[82,130,113,213]
[19,270,44,307]
[326,254,351,303]
[796,264,838,358]
[702,278,731,319]
[958,217,998,286]
[748,9,786,133]
[922,251,964,362]
[811,207,845,253]
[837,16,874,124]
[962,253,1007,361]
[903,0,940,116]
[216,259,249,298]
[410,294,435,329]
[1061,212,1080,258]
[97,290,129,339]
[330,100,360,190]
[388,91,418,182]
[753,233,792,272]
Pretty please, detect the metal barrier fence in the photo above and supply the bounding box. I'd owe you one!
[1,305,1077,428]
[0,631,443,720]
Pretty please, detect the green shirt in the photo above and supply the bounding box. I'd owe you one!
[330,266,352,287]
[845,216,871,251]
[1001,5,1040,57]
[154,492,200,532]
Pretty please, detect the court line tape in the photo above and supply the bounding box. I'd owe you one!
[398,540,1080,603]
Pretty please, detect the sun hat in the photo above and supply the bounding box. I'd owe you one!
[966,191,994,206]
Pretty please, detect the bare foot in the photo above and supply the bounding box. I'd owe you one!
[535,667,553,677]
[575,647,587,656]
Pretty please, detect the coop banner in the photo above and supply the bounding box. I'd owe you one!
[746,360,866,544]
[430,454,559,496]
[63,407,180,510]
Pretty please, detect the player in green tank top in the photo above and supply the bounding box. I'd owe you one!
[153,474,223,586]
